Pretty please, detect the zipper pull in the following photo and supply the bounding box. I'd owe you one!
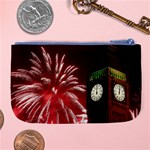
[110,39,135,45]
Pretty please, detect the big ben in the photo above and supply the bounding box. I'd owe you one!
[87,44,141,123]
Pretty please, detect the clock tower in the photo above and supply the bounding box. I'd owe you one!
[87,67,131,123]
[86,44,142,123]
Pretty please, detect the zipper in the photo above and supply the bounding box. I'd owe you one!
[110,39,135,45]
[15,39,135,45]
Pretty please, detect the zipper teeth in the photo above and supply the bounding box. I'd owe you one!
[14,39,135,45]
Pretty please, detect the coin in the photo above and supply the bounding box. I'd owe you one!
[14,129,45,150]
[0,109,4,129]
[17,0,54,34]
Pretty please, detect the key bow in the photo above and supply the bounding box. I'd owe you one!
[73,0,97,14]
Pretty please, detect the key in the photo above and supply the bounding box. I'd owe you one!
[73,0,150,35]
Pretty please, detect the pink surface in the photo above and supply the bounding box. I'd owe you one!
[0,0,150,149]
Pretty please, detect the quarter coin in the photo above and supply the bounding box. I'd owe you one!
[14,129,45,150]
[17,0,54,34]
[0,109,4,129]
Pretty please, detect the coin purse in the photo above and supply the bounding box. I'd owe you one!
[11,39,141,124]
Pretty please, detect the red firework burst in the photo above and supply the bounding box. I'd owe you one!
[11,47,87,124]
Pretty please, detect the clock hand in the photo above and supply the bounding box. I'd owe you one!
[96,89,98,95]
[119,86,120,95]
[96,85,98,95]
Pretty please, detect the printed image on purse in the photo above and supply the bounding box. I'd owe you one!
[11,40,141,124]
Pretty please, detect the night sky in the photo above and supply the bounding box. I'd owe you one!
[11,44,141,110]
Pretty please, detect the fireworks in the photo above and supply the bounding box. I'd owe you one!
[11,47,87,124]
[129,108,139,119]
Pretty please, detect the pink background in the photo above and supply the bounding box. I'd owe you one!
[0,0,150,149]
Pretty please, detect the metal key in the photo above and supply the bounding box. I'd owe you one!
[73,0,150,35]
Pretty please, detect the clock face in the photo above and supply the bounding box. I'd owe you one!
[91,84,103,101]
[113,84,125,101]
